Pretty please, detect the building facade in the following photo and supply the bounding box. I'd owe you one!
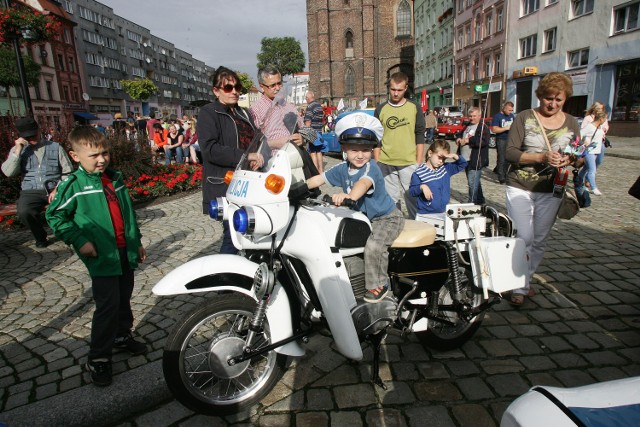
[287,72,310,106]
[505,0,639,136]
[414,0,455,110]
[453,0,507,116]
[306,0,416,109]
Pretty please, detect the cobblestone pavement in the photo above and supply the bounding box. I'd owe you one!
[1,140,639,426]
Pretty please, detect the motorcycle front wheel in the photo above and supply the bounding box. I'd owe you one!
[163,294,286,415]
[416,268,485,351]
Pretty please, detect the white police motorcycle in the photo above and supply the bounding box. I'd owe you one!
[153,130,528,415]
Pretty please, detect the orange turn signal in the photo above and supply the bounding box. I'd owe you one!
[224,170,234,184]
[264,174,286,194]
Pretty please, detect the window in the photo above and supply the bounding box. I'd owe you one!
[484,56,492,77]
[519,34,537,58]
[345,31,353,49]
[397,0,411,37]
[571,0,593,18]
[544,27,556,52]
[45,81,53,100]
[522,0,540,16]
[63,0,73,14]
[614,2,639,34]
[547,0,558,5]
[345,67,355,95]
[458,0,464,12]
[67,56,75,73]
[485,13,493,37]
[474,56,479,79]
[495,53,502,74]
[465,25,471,46]
[57,54,65,71]
[497,8,504,31]
[567,48,589,68]
[475,14,481,42]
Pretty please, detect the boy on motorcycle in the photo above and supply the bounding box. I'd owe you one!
[306,113,405,303]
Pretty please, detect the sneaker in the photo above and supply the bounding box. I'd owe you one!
[35,239,49,248]
[86,359,112,387]
[114,333,147,355]
[364,285,389,304]
[592,189,602,196]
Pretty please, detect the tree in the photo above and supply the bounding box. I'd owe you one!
[256,37,305,77]
[236,71,253,94]
[0,46,41,115]
[120,78,158,101]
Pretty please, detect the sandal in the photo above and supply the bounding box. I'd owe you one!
[509,294,525,306]
[528,287,536,297]
[364,285,389,304]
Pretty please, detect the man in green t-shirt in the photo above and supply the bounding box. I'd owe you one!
[374,72,426,218]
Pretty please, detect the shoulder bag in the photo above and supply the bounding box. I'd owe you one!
[531,110,580,220]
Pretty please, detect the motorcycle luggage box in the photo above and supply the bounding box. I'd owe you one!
[389,245,449,294]
[469,237,527,293]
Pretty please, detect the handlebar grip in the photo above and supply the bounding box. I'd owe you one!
[322,194,357,210]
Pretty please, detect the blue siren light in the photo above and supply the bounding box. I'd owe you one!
[233,208,250,234]
[208,199,220,220]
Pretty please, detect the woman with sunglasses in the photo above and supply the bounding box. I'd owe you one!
[183,119,199,164]
[197,66,261,254]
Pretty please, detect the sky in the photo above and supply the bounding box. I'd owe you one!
[101,0,309,82]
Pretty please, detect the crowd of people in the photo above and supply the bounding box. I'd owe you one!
[2,65,614,388]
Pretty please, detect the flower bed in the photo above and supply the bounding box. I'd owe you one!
[0,163,202,229]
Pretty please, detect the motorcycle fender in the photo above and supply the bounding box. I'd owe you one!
[152,254,304,357]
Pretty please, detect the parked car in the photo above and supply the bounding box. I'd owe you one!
[436,117,496,147]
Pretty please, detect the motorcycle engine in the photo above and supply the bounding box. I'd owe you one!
[344,255,398,336]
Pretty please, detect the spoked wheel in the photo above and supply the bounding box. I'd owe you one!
[163,294,286,414]
[416,267,485,351]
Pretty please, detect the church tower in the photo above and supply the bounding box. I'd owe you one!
[306,0,415,109]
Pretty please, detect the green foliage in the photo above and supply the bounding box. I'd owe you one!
[236,72,253,94]
[0,46,41,90]
[120,78,158,101]
[257,37,305,76]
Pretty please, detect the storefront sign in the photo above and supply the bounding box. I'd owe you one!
[569,71,587,85]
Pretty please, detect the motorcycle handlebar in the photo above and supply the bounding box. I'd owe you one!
[322,194,358,210]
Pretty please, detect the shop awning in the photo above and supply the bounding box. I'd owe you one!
[73,112,99,120]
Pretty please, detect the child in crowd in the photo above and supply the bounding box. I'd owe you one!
[46,126,147,387]
[410,140,467,219]
[306,113,405,303]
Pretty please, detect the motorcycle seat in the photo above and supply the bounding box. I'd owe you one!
[391,220,436,248]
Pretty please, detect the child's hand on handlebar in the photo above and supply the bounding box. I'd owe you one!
[332,193,351,206]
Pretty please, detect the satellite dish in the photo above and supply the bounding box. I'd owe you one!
[145,58,151,63]
[82,93,90,101]
[143,42,147,47]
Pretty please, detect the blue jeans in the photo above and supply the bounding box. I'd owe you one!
[425,128,434,142]
[466,169,485,204]
[577,152,598,190]
[220,221,237,254]
[164,146,183,165]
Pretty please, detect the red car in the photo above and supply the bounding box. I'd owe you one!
[436,117,496,146]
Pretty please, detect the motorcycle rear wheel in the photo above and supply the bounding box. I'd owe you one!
[416,268,485,351]
[163,294,286,415]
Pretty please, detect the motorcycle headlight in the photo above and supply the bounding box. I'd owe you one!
[208,197,226,221]
[231,206,273,236]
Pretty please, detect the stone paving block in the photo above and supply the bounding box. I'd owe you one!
[178,414,227,427]
[456,377,495,400]
[429,349,465,360]
[58,375,82,392]
[257,414,291,427]
[554,369,596,387]
[47,356,74,372]
[312,364,359,387]
[399,343,429,361]
[452,403,497,427]
[512,324,546,337]
[499,311,530,325]
[376,381,415,405]
[334,384,376,408]
[618,347,640,363]
[486,373,530,397]
[478,339,520,357]
[519,355,557,371]
[405,404,456,427]
[591,291,622,305]
[281,363,322,389]
[17,365,45,381]
[486,326,517,339]
[480,359,525,374]
[549,353,589,368]
[564,333,599,350]
[460,341,487,359]
[582,351,628,366]
[482,312,509,326]
[416,362,450,380]
[35,371,60,385]
[610,304,640,316]
[309,348,347,372]
[526,372,563,388]
[511,338,545,355]
[588,366,628,382]
[330,411,363,427]
[541,321,572,334]
[305,388,334,411]
[35,382,57,400]
[296,412,329,427]
[447,360,480,377]
[391,362,420,380]
[587,332,625,349]
[610,330,640,347]
[4,390,30,411]
[266,390,304,412]
[594,317,627,331]
[566,293,602,306]
[539,336,573,352]
[414,381,462,402]
[365,408,407,427]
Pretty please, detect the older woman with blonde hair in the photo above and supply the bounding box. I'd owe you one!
[505,72,582,306]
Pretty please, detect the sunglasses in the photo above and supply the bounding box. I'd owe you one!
[218,83,243,93]
[261,81,283,89]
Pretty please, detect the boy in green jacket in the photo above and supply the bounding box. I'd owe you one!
[46,126,147,387]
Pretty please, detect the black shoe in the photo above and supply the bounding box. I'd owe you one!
[499,179,506,184]
[86,359,112,386]
[364,285,389,304]
[114,333,147,355]
[35,239,49,248]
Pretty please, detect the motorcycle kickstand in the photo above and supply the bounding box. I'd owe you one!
[368,331,388,390]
